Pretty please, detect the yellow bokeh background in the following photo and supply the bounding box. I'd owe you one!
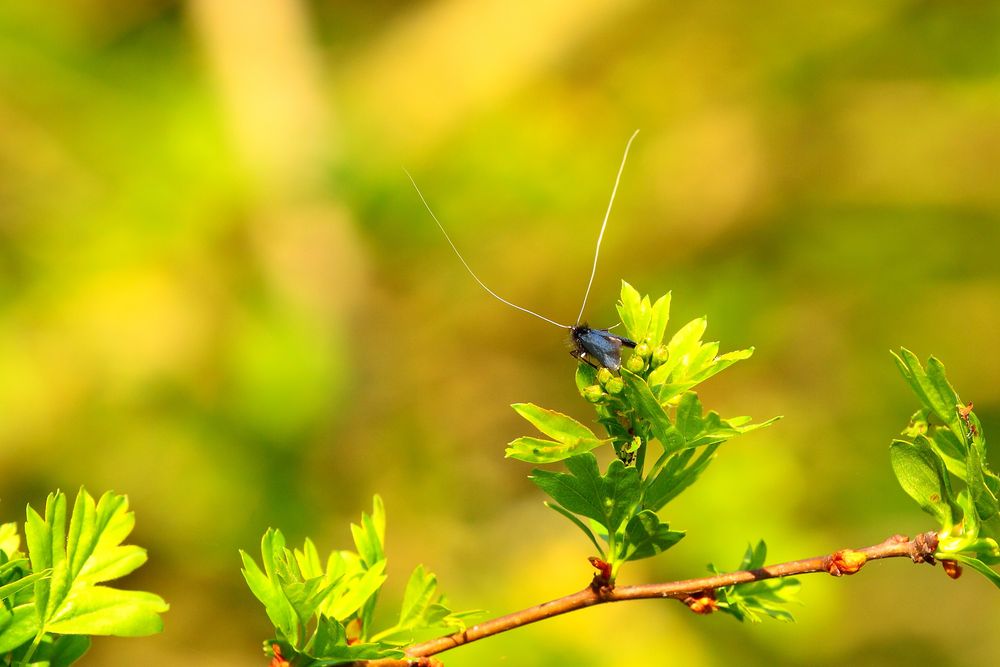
[1,1,998,665]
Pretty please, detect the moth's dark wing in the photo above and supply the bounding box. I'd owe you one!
[615,334,637,348]
[576,328,625,371]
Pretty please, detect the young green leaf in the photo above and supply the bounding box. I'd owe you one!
[889,439,960,529]
[892,349,963,439]
[647,292,672,346]
[620,371,686,454]
[619,511,685,562]
[617,281,651,343]
[643,444,720,512]
[530,454,641,538]
[507,404,609,463]
[512,404,602,443]
[506,437,606,464]
[22,489,167,642]
[712,542,800,623]
[241,529,299,643]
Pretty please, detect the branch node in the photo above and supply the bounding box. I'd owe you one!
[911,531,939,565]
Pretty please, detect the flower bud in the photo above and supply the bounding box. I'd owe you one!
[597,367,614,385]
[583,385,605,403]
[625,354,646,373]
[605,377,624,395]
[635,342,652,359]
[652,345,669,365]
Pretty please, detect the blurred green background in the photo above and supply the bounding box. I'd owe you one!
[1,1,999,665]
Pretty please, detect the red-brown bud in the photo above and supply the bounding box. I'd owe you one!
[827,549,867,576]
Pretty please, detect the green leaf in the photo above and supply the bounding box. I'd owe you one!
[0,522,20,557]
[643,445,719,511]
[241,530,298,642]
[647,293,672,346]
[0,604,39,653]
[0,570,49,603]
[647,318,707,386]
[620,511,685,561]
[890,439,959,528]
[325,560,387,622]
[396,565,437,630]
[45,587,166,636]
[507,404,608,463]
[512,403,601,443]
[304,616,404,663]
[617,281,651,343]
[351,496,385,569]
[26,634,91,667]
[506,436,606,464]
[543,502,604,556]
[892,349,963,439]
[23,489,166,641]
[620,371,685,454]
[530,454,640,536]
[713,542,800,623]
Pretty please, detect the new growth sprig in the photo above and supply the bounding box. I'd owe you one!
[510,281,779,584]
[242,284,999,666]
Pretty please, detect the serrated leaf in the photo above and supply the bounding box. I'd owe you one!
[890,439,959,528]
[512,403,601,443]
[0,604,39,653]
[892,349,963,439]
[530,454,640,536]
[0,570,48,603]
[620,511,685,561]
[543,502,604,556]
[44,586,166,636]
[617,281,651,342]
[648,293,672,346]
[325,560,387,621]
[643,444,719,512]
[397,565,437,629]
[620,370,685,454]
[505,436,606,464]
[0,522,21,558]
[648,318,708,385]
[304,615,404,663]
[28,634,91,667]
[23,489,166,641]
[241,543,298,642]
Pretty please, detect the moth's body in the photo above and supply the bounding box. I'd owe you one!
[570,325,637,372]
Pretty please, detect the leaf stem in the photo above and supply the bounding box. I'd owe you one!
[397,531,938,660]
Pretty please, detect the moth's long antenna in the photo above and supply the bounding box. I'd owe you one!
[576,129,640,325]
[406,169,572,330]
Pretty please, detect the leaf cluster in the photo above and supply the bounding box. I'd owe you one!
[241,496,479,666]
[709,541,800,622]
[0,489,167,666]
[890,349,1000,587]
[509,283,780,583]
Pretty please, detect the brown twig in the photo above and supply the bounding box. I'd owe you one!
[389,531,938,661]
